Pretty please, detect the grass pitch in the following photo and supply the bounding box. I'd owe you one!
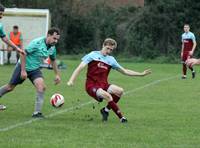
[0,60,200,148]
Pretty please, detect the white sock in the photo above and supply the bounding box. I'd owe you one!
[104,107,110,112]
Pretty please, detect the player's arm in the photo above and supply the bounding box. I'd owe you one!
[51,59,61,85]
[190,40,197,56]
[117,67,151,76]
[19,33,24,49]
[20,51,27,80]
[181,43,184,57]
[181,35,184,58]
[67,62,87,86]
[1,36,25,54]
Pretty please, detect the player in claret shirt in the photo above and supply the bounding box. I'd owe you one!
[181,24,197,79]
[67,38,151,123]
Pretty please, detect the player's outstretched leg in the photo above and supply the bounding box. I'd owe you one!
[98,88,127,123]
[0,84,16,110]
[101,85,127,122]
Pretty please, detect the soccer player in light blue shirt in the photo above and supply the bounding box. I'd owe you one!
[68,38,152,123]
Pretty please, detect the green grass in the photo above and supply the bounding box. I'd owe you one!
[0,60,200,148]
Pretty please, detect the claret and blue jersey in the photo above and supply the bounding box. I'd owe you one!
[82,51,122,85]
[182,31,196,52]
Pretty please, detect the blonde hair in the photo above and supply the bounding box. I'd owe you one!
[103,38,117,49]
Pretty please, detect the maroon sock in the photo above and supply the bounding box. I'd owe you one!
[106,94,120,110]
[108,101,123,119]
[183,64,187,75]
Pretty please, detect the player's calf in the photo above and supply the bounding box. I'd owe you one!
[100,107,109,121]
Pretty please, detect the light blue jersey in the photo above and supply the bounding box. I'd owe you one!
[82,51,122,70]
[181,31,196,42]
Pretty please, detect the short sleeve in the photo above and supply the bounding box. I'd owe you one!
[49,47,56,61]
[0,24,6,38]
[81,52,93,64]
[111,57,122,70]
[191,33,196,41]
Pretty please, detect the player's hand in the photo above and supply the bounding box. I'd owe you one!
[16,47,26,55]
[54,75,61,85]
[67,80,74,86]
[142,69,152,76]
[189,51,194,56]
[20,70,27,80]
[186,58,200,66]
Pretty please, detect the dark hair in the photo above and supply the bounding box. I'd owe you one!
[47,27,60,35]
[13,25,18,29]
[0,4,5,12]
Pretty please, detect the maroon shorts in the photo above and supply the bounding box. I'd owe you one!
[182,52,191,62]
[86,83,110,102]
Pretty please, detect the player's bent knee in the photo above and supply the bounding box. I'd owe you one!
[103,93,113,102]
[119,87,124,95]
[37,86,46,92]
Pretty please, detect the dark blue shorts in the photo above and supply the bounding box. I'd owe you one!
[9,63,43,85]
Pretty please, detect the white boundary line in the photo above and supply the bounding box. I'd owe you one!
[0,75,178,132]
[124,75,179,95]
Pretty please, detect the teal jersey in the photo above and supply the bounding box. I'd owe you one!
[23,36,56,71]
[0,23,6,38]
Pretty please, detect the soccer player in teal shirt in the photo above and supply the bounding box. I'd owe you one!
[0,28,61,118]
[0,4,24,55]
[0,4,25,110]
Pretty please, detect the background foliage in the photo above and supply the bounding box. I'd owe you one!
[1,0,200,61]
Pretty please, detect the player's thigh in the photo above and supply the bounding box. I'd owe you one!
[27,69,46,92]
[9,63,25,85]
[182,52,189,61]
[96,88,112,102]
[107,84,124,96]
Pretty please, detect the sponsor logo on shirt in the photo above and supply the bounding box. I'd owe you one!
[97,62,108,70]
